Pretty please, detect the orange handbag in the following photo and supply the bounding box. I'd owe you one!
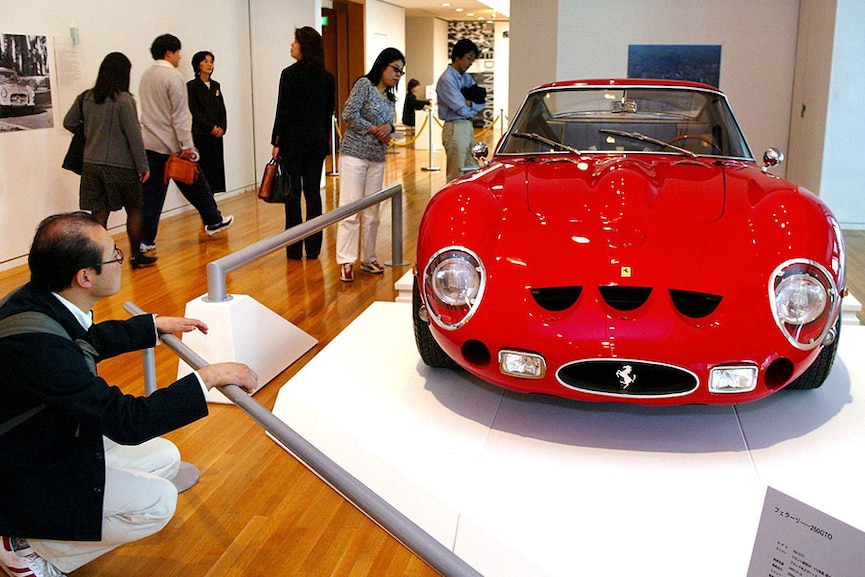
[163,154,199,185]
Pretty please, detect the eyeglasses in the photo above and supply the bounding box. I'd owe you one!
[93,246,124,268]
[388,64,405,76]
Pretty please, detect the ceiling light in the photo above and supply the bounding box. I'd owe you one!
[478,0,510,17]
[455,7,464,12]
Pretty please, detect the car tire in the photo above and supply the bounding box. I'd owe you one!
[412,275,457,368]
[785,316,841,390]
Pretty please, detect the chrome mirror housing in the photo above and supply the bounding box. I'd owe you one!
[762,147,785,172]
[472,142,490,165]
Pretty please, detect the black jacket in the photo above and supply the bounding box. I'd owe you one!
[271,62,335,158]
[187,77,227,138]
[401,91,430,127]
[0,283,208,540]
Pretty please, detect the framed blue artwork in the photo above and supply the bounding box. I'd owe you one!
[628,45,721,88]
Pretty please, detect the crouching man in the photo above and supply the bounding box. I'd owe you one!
[0,212,257,576]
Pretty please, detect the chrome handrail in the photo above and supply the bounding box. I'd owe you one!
[124,300,481,577]
[205,183,407,302]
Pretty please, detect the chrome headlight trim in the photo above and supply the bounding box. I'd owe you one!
[422,246,486,331]
[769,258,840,350]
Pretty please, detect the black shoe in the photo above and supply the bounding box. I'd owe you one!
[130,254,158,269]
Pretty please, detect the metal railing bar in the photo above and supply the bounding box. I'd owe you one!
[124,300,481,577]
[206,184,405,302]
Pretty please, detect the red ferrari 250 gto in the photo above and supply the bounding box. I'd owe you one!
[413,79,846,405]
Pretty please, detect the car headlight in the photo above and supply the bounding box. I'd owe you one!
[770,259,839,349]
[423,247,485,330]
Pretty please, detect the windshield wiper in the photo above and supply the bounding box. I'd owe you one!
[598,129,698,159]
[512,131,582,155]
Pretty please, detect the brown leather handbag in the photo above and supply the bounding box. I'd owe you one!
[164,154,199,185]
[257,158,277,201]
[257,158,291,203]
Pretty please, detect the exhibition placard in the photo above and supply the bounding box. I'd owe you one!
[748,486,865,576]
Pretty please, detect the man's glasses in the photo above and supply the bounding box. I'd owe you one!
[388,64,405,76]
[93,246,124,268]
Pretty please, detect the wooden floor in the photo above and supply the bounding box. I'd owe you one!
[2,136,865,576]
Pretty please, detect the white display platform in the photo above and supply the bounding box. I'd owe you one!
[271,301,865,576]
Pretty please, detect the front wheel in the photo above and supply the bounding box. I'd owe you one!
[786,316,841,390]
[412,275,457,368]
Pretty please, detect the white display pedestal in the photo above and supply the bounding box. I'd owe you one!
[178,294,317,404]
[271,301,865,577]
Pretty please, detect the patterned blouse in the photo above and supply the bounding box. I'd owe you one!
[339,77,395,163]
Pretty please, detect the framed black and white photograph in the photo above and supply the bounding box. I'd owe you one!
[0,33,52,131]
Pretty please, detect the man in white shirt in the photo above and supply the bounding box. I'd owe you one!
[139,34,233,254]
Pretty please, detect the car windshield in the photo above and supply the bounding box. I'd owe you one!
[0,70,18,83]
[499,85,753,160]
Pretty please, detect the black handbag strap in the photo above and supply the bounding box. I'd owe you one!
[77,89,86,122]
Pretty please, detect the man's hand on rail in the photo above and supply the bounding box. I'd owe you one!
[199,363,259,393]
[155,316,209,335]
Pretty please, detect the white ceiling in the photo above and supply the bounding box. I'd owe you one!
[385,0,509,21]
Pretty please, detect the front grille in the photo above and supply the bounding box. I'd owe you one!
[531,286,582,311]
[557,359,698,397]
[669,289,722,318]
[598,286,652,311]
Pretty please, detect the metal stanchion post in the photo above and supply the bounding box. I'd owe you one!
[129,306,200,493]
[421,108,440,172]
[327,114,339,176]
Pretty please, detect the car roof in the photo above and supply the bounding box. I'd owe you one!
[534,78,721,92]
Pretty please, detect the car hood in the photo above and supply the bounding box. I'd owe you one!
[523,156,726,248]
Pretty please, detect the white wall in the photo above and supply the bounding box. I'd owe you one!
[0,0,264,266]
[365,0,407,76]
[249,0,320,182]
[0,0,323,269]
[557,0,799,165]
[820,0,865,228]
[510,0,799,175]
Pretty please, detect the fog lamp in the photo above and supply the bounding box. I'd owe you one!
[709,365,758,394]
[499,350,546,379]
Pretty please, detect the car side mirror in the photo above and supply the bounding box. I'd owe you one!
[472,142,489,165]
[762,148,785,172]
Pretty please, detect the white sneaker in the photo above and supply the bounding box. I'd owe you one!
[0,537,66,577]
[140,242,157,253]
[205,214,234,236]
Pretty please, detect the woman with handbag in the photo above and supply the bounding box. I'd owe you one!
[271,26,335,260]
[63,52,156,269]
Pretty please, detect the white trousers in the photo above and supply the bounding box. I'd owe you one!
[30,437,180,573]
[336,155,385,265]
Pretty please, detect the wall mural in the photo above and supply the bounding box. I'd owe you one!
[627,44,722,88]
[0,33,53,131]
[448,21,495,128]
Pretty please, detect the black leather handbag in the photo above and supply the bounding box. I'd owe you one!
[61,92,87,175]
